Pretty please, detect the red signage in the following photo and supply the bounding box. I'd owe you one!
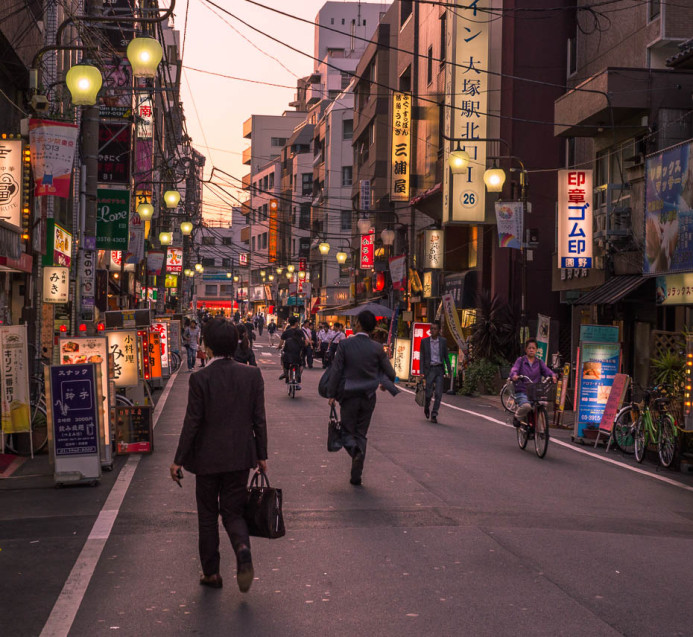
[599,373,630,433]
[410,322,431,377]
[360,231,375,270]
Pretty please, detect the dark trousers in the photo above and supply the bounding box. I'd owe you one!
[339,393,377,463]
[425,365,445,416]
[186,346,196,370]
[302,345,313,368]
[195,470,250,576]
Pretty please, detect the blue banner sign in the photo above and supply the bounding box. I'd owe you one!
[50,364,100,457]
[576,342,621,437]
[578,324,620,343]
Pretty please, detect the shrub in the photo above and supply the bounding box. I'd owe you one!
[459,358,499,396]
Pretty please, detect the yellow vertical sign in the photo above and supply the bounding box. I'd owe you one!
[391,92,411,201]
[268,198,278,263]
[0,325,31,433]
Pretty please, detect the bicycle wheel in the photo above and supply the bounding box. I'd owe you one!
[657,415,677,468]
[169,352,181,374]
[633,417,647,463]
[516,421,528,449]
[612,406,637,454]
[115,394,134,407]
[500,382,517,413]
[5,402,48,456]
[534,407,549,458]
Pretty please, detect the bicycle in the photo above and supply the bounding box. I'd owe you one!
[287,364,300,399]
[632,387,678,467]
[3,401,48,456]
[513,375,554,459]
[500,379,517,413]
[169,351,181,374]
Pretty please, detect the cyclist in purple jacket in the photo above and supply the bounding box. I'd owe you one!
[510,338,557,426]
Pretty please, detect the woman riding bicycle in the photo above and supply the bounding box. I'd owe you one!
[510,338,557,426]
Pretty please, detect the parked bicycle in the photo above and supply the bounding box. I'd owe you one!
[513,375,554,458]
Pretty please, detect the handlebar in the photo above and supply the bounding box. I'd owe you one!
[509,375,553,384]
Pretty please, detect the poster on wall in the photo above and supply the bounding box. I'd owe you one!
[29,119,79,198]
[0,325,31,435]
[644,140,693,275]
[100,60,133,119]
[495,201,523,249]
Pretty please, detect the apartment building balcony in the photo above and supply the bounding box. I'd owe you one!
[240,226,251,243]
[242,172,251,190]
[243,117,253,139]
[242,146,252,165]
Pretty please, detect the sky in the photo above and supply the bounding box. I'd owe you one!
[175,0,353,223]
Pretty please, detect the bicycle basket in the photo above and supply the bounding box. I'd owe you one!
[526,381,555,403]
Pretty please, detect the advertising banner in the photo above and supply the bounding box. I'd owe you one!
[135,94,154,138]
[410,322,431,377]
[43,219,72,267]
[444,2,489,223]
[150,322,170,375]
[166,247,183,273]
[0,139,22,228]
[49,363,100,457]
[79,250,96,309]
[135,139,152,190]
[558,169,593,268]
[494,201,523,249]
[43,266,70,303]
[98,123,131,184]
[441,293,467,353]
[576,342,621,438]
[125,213,145,264]
[391,92,411,201]
[423,229,444,269]
[536,314,550,362]
[389,255,406,290]
[146,250,165,274]
[109,250,135,272]
[392,337,411,381]
[115,405,153,454]
[360,231,375,270]
[0,325,31,434]
[107,330,139,387]
[644,140,693,275]
[97,189,130,250]
[29,119,79,198]
[268,199,278,262]
[100,60,133,119]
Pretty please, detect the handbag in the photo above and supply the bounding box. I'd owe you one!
[415,379,426,407]
[327,405,343,452]
[197,348,206,360]
[318,365,332,398]
[244,471,286,539]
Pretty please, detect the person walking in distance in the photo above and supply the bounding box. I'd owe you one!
[187,320,201,371]
[301,320,314,369]
[326,310,397,486]
[170,319,267,593]
[257,313,265,336]
[182,317,192,369]
[267,319,278,347]
[420,321,452,424]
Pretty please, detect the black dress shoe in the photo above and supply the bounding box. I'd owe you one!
[351,450,364,484]
[278,373,286,380]
[349,477,362,486]
[431,415,438,424]
[424,407,430,419]
[200,573,223,588]
[236,547,254,593]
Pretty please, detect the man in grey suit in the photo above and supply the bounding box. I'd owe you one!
[170,319,267,593]
[420,320,452,423]
[326,310,397,485]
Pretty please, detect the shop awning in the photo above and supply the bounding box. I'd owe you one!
[571,275,647,305]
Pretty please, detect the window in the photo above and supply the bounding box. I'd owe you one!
[220,285,233,296]
[222,258,231,268]
[268,172,274,189]
[341,210,352,231]
[363,19,366,26]
[302,173,312,196]
[202,236,215,246]
[369,122,375,146]
[262,176,268,190]
[341,18,345,25]
[293,238,297,255]
[262,232,268,249]
[427,47,433,85]
[205,284,218,296]
[341,72,351,90]
[649,0,661,20]
[262,204,268,219]
[400,0,412,27]
[567,37,577,77]
[342,166,353,186]
[201,257,215,267]
[222,237,232,245]
[299,203,311,230]
[271,137,287,147]
[330,17,334,24]
[440,14,446,66]
[252,236,256,251]
[343,119,353,140]
[400,65,411,93]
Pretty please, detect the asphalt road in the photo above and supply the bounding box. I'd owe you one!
[3,341,693,636]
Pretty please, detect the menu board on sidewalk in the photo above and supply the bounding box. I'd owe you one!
[576,342,621,438]
[114,405,153,454]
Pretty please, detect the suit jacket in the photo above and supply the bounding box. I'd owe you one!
[420,336,451,376]
[174,358,267,475]
[327,333,396,400]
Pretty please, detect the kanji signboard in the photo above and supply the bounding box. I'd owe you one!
[391,92,411,202]
[558,169,593,269]
[360,231,375,270]
[43,266,69,303]
[107,330,138,387]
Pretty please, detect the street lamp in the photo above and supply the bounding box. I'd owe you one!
[381,228,395,246]
[286,271,293,279]
[126,36,163,78]
[318,241,330,256]
[226,272,232,279]
[268,274,274,281]
[180,221,193,235]
[163,190,181,208]
[276,266,283,275]
[448,149,470,174]
[195,263,203,272]
[65,64,102,105]
[260,269,266,277]
[287,264,295,273]
[483,166,506,193]
[298,270,306,280]
[159,231,172,245]
[233,275,239,282]
[357,217,372,234]
[136,202,154,221]
[336,250,348,264]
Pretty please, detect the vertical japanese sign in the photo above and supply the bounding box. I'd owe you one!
[558,169,593,268]
[135,95,154,138]
[107,330,139,387]
[98,123,131,184]
[125,212,144,264]
[444,2,489,223]
[148,330,163,379]
[58,337,110,440]
[150,322,170,375]
[360,231,375,270]
[410,322,431,377]
[536,314,550,362]
[494,201,524,249]
[239,252,248,267]
[360,179,371,211]
[268,199,278,262]
[0,325,31,434]
[29,119,79,198]
[0,139,22,228]
[166,247,183,273]
[423,229,445,269]
[43,266,70,303]
[392,337,411,381]
[441,293,467,353]
[80,250,96,309]
[49,364,100,457]
[391,92,411,201]
[97,189,130,250]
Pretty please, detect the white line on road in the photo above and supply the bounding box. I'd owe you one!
[398,387,693,494]
[40,371,179,637]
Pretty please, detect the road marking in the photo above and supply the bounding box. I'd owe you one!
[398,387,693,494]
[40,371,179,637]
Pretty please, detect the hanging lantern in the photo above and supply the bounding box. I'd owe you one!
[126,37,163,78]
[375,272,386,292]
[318,241,330,255]
[381,228,395,246]
[163,190,181,208]
[180,221,193,235]
[483,167,506,193]
[136,202,154,221]
[336,251,348,264]
[65,64,102,106]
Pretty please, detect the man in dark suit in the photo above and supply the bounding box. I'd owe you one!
[170,319,267,593]
[326,310,397,485]
[420,320,452,424]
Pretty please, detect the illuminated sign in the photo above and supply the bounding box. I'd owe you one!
[268,198,278,262]
[423,229,444,269]
[0,139,22,229]
[166,246,183,273]
[392,337,411,381]
[360,231,375,270]
[391,92,411,201]
[558,169,593,268]
[43,266,69,303]
[107,330,139,387]
[410,322,431,377]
